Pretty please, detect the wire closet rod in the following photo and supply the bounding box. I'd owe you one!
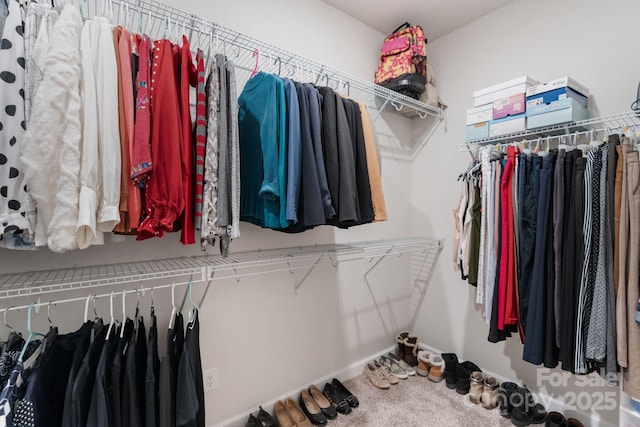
[96,0,443,119]
[0,277,198,315]
[460,111,640,153]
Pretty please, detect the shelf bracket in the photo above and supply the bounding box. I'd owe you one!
[294,254,324,292]
[363,247,395,283]
[371,97,390,123]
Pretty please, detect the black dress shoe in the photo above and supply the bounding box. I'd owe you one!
[332,378,359,408]
[309,384,337,420]
[246,414,261,427]
[323,382,351,415]
[299,389,328,426]
[256,406,277,427]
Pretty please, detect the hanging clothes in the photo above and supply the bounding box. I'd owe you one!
[177,36,195,246]
[176,310,204,427]
[145,308,160,427]
[137,38,183,240]
[86,326,119,427]
[0,0,34,250]
[238,71,287,229]
[200,56,220,248]
[21,5,83,252]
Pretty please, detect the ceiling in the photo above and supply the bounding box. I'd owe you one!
[322,0,514,41]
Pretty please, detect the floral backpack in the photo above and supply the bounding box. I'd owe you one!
[374,22,427,100]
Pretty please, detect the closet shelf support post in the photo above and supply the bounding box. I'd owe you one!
[294,254,325,292]
[363,247,395,283]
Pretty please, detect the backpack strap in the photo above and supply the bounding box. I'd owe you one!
[390,22,411,35]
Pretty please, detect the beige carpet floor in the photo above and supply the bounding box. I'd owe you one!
[327,373,514,427]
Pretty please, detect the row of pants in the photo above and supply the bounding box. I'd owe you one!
[455,135,640,400]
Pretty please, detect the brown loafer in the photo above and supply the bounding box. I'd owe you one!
[274,401,295,427]
[286,397,312,427]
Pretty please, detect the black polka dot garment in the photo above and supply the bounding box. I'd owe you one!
[0,0,34,249]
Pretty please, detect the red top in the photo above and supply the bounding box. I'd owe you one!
[137,39,183,240]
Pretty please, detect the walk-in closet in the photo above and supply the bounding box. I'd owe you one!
[0,0,637,426]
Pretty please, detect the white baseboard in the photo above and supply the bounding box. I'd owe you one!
[418,343,618,427]
[211,346,395,427]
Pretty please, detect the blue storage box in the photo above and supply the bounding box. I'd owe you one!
[489,113,526,137]
[526,98,588,129]
[526,87,588,111]
[466,122,489,141]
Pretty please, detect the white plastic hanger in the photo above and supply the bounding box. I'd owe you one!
[120,290,128,338]
[18,303,45,362]
[168,284,178,330]
[106,291,118,340]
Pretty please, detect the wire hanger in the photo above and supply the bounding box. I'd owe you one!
[4,306,16,333]
[47,301,54,327]
[18,302,45,362]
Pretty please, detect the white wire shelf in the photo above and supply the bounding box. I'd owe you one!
[99,0,445,155]
[0,237,444,299]
[459,111,640,152]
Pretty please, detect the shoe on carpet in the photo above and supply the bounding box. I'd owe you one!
[403,335,420,367]
[245,414,261,427]
[395,331,411,360]
[373,360,399,385]
[427,354,445,383]
[545,411,567,427]
[387,352,416,376]
[274,401,295,427]
[255,406,277,426]
[299,389,328,426]
[566,418,583,427]
[510,386,547,427]
[332,378,360,408]
[442,353,459,389]
[322,382,351,415]
[364,362,391,389]
[498,382,518,418]
[469,371,485,404]
[285,397,313,427]
[416,350,433,377]
[379,355,409,379]
[309,384,337,420]
[481,376,499,410]
[456,361,481,395]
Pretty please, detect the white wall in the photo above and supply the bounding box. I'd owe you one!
[0,1,424,426]
[413,0,640,425]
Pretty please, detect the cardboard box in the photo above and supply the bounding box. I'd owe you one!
[473,75,538,98]
[526,99,588,129]
[466,104,493,125]
[466,122,489,141]
[526,97,584,117]
[526,76,590,98]
[489,114,526,137]
[526,87,588,110]
[473,76,538,107]
[493,93,526,120]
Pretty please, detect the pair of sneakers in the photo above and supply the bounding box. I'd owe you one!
[380,353,416,378]
[416,350,445,382]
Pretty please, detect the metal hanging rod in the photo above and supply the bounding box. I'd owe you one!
[94,0,444,121]
[460,111,640,152]
[0,238,444,300]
